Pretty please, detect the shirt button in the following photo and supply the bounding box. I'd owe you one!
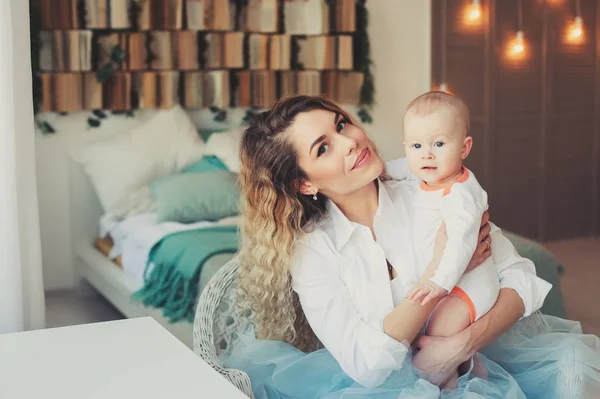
[409,279,416,285]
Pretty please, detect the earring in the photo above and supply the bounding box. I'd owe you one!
[313,193,318,200]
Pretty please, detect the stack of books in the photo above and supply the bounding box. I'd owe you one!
[85,0,131,29]
[136,71,180,109]
[183,71,230,108]
[284,0,329,35]
[39,30,93,72]
[245,0,278,33]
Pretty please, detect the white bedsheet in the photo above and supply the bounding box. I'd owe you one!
[99,212,240,288]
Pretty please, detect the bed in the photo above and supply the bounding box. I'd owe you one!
[69,157,237,348]
[67,107,244,349]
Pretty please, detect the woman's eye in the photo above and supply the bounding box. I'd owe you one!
[317,143,329,157]
[435,142,444,148]
[336,120,347,132]
[413,143,421,149]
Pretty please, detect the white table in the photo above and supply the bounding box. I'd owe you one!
[0,317,248,399]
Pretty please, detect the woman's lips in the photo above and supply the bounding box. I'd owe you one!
[352,148,371,170]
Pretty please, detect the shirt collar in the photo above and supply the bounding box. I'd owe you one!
[323,180,399,251]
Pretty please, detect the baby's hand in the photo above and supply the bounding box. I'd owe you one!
[407,280,448,305]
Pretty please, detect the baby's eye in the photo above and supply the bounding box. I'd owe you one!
[435,142,444,148]
[317,143,329,157]
[412,143,421,149]
[336,119,347,132]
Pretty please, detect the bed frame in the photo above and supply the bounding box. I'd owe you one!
[68,157,196,348]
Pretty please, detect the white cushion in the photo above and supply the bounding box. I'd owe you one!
[203,127,245,173]
[72,105,206,210]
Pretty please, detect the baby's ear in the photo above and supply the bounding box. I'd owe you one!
[461,136,473,160]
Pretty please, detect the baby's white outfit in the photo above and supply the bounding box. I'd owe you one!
[388,159,509,322]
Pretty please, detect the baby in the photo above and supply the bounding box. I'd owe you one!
[387,91,540,339]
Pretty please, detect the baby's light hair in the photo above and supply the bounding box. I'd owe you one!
[403,91,470,137]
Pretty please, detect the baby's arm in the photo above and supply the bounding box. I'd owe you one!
[430,184,487,292]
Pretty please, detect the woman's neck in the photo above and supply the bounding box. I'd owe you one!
[331,180,379,229]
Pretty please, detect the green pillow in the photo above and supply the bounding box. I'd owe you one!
[150,170,240,223]
[182,155,228,173]
[198,128,228,141]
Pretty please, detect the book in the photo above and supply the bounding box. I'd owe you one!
[39,73,55,112]
[223,32,245,68]
[280,71,321,97]
[54,73,83,112]
[205,0,232,31]
[137,0,183,30]
[186,0,206,30]
[128,32,148,70]
[333,0,355,33]
[233,71,251,107]
[284,0,329,35]
[183,71,230,108]
[85,0,131,29]
[248,34,268,70]
[177,31,199,70]
[40,0,81,29]
[336,35,353,70]
[39,30,93,72]
[296,36,335,70]
[269,35,290,70]
[245,0,278,33]
[149,31,175,70]
[83,72,103,109]
[251,71,276,108]
[204,33,224,69]
[322,71,364,104]
[103,72,132,110]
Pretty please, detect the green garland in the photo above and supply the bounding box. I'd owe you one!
[354,0,374,123]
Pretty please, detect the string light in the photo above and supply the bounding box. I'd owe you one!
[435,0,449,92]
[506,0,527,62]
[566,0,584,44]
[464,0,482,25]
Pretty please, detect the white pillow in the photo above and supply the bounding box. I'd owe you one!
[203,126,246,173]
[72,105,206,210]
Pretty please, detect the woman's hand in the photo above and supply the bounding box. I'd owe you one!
[465,210,492,273]
[411,329,473,386]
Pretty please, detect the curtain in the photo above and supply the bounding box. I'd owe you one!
[0,0,46,333]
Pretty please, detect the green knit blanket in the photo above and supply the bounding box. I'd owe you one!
[132,225,239,323]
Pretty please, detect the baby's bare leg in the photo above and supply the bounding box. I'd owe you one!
[426,294,471,338]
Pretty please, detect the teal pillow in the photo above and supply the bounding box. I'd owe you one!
[150,170,240,223]
[198,128,228,141]
[182,156,228,173]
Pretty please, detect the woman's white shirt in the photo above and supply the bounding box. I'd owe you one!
[289,179,551,388]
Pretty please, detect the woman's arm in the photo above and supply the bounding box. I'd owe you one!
[383,215,493,344]
[412,288,524,385]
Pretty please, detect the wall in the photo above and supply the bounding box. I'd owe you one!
[432,0,600,241]
[36,0,432,291]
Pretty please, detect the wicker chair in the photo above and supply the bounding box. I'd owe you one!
[193,256,254,397]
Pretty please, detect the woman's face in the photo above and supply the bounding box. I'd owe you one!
[287,109,384,200]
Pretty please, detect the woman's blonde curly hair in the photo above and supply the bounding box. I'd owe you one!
[238,95,354,353]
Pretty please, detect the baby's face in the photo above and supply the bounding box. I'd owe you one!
[403,108,470,186]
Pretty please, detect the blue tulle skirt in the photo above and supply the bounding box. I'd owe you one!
[221,314,600,398]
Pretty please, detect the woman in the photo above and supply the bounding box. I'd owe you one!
[225,95,600,398]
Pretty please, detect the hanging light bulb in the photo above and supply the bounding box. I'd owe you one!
[464,0,482,24]
[512,31,525,54]
[505,0,527,62]
[439,82,449,92]
[568,16,583,40]
[566,0,584,44]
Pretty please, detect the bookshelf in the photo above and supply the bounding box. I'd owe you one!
[32,0,370,115]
